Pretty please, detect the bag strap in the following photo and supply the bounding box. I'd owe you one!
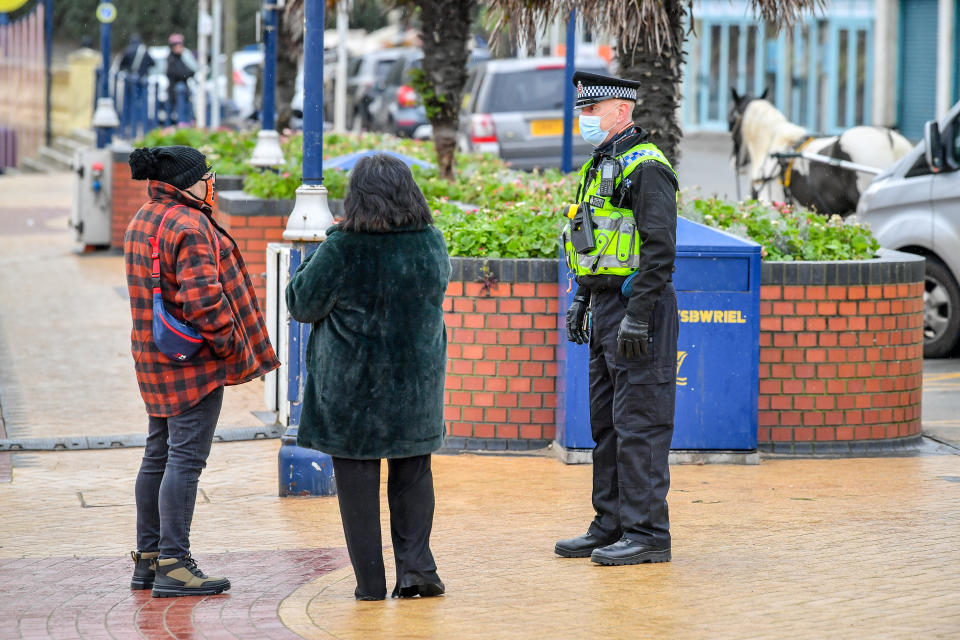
[149,205,221,293]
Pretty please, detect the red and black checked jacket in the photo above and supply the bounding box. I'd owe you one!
[124,180,280,417]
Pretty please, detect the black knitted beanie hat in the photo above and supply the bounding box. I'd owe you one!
[128,145,208,190]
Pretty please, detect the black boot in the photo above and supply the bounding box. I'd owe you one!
[554,532,619,558]
[130,550,160,590]
[590,539,671,566]
[151,556,231,597]
[392,581,445,598]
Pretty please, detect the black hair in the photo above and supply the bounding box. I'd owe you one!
[341,154,433,233]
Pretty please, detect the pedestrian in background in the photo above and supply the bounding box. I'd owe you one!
[286,153,449,601]
[555,71,680,566]
[165,33,197,124]
[119,33,154,78]
[124,145,280,597]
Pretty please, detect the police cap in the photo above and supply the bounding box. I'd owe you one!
[572,71,640,109]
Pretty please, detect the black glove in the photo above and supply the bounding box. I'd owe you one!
[565,293,590,344]
[617,314,650,359]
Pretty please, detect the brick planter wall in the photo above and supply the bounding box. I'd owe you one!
[757,250,926,454]
[111,148,144,248]
[442,258,559,451]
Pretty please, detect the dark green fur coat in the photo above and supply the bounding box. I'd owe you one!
[286,224,450,459]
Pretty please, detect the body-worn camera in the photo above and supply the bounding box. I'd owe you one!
[568,201,596,253]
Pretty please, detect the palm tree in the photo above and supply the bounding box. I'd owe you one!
[280,0,476,180]
[487,0,823,166]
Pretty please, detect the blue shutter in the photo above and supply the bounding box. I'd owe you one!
[898,0,939,140]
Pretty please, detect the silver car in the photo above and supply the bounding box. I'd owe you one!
[458,56,609,171]
[854,100,960,357]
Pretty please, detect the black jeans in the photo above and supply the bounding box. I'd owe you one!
[332,455,441,600]
[135,387,223,558]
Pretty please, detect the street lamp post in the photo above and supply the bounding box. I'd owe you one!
[249,0,285,167]
[277,0,335,497]
[92,3,120,148]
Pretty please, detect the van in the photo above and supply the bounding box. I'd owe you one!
[854,101,960,357]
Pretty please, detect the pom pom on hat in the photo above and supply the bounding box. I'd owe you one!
[127,145,208,190]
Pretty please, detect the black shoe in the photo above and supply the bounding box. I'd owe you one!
[590,538,671,566]
[130,550,159,590]
[554,532,619,558]
[151,556,231,597]
[392,582,445,598]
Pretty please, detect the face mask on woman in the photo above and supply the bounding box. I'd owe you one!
[578,105,618,146]
[188,171,216,209]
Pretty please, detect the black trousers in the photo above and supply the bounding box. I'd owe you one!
[331,454,440,599]
[586,284,678,547]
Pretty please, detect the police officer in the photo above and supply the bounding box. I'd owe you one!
[555,71,679,566]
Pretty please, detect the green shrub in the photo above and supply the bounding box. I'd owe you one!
[137,127,256,176]
[680,198,880,261]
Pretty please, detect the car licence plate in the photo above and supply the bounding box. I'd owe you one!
[530,119,579,137]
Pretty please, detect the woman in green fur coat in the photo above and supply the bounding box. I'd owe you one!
[286,153,450,601]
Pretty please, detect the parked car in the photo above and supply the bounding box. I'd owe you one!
[349,48,418,130]
[458,56,609,171]
[853,100,960,357]
[370,48,491,137]
[231,48,263,121]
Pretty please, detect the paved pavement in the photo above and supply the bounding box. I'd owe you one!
[1,170,960,639]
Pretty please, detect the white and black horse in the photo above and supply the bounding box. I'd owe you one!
[728,89,913,215]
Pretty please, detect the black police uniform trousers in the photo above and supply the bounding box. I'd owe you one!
[586,282,678,548]
[331,454,441,599]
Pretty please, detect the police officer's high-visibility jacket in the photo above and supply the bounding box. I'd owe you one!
[564,141,676,277]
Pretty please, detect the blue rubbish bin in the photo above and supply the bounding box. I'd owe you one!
[556,217,761,455]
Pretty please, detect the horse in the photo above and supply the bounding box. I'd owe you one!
[728,88,913,215]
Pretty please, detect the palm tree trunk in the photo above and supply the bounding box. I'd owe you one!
[615,0,686,167]
[416,0,475,180]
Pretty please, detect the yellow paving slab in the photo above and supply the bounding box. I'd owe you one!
[1,440,958,638]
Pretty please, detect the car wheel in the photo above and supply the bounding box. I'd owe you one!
[923,257,960,358]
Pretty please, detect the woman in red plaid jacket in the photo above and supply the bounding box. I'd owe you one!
[123,145,280,598]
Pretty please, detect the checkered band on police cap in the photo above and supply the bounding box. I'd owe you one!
[572,70,641,108]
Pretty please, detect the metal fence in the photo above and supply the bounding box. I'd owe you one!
[682,0,875,134]
[0,3,45,169]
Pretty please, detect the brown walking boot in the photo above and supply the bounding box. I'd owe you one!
[151,556,231,597]
[130,550,160,590]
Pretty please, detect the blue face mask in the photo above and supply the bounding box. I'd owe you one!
[578,106,617,146]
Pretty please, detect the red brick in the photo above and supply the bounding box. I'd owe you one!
[780,412,802,426]
[782,286,804,300]
[805,286,826,300]
[463,377,484,391]
[498,362,520,377]
[760,285,781,300]
[521,363,543,377]
[773,302,794,315]
[771,396,792,410]
[758,426,771,440]
[443,299,453,312]
[759,380,781,394]
[858,301,875,315]
[533,315,556,330]
[444,406,461,421]
[761,349,783,363]
[506,314,532,329]
[445,313,463,328]
[532,378,555,393]
[499,299,522,314]
[473,424,495,438]
[462,407,484,421]
[782,380,803,394]
[485,377,507,392]
[783,317,805,331]
[773,333,795,347]
[771,364,793,379]
[854,426,871,440]
[475,299,497,313]
[445,375,462,389]
[498,393,519,408]
[510,409,532,424]
[815,396,835,410]
[795,302,817,315]
[806,317,827,331]
[848,317,866,331]
[509,378,532,393]
[758,412,779,426]
[486,346,508,360]
[824,411,844,425]
[770,427,793,441]
[817,301,837,315]
[454,298,474,313]
[793,427,813,441]
[520,425,542,439]
[816,364,837,378]
[521,298,546,314]
[450,423,472,437]
[532,409,554,424]
[761,317,783,332]
[446,282,464,296]
[497,424,518,439]
[474,330,496,344]
[848,286,865,300]
[883,284,898,299]
[845,410,863,424]
[462,345,484,360]
[512,283,536,297]
[806,349,826,363]
[815,427,834,440]
[449,391,472,405]
[795,365,815,378]
[451,360,473,375]
[797,333,817,347]
[828,380,846,394]
[794,396,814,410]
[521,331,546,345]
[542,425,557,440]
[453,329,475,343]
[782,349,804,363]
[805,380,826,394]
[537,283,558,297]
[837,363,856,378]
[543,394,557,409]
[248,215,285,228]
[827,286,846,300]
[531,347,554,361]
[497,331,521,345]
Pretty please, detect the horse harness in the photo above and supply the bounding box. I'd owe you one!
[751,136,817,204]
